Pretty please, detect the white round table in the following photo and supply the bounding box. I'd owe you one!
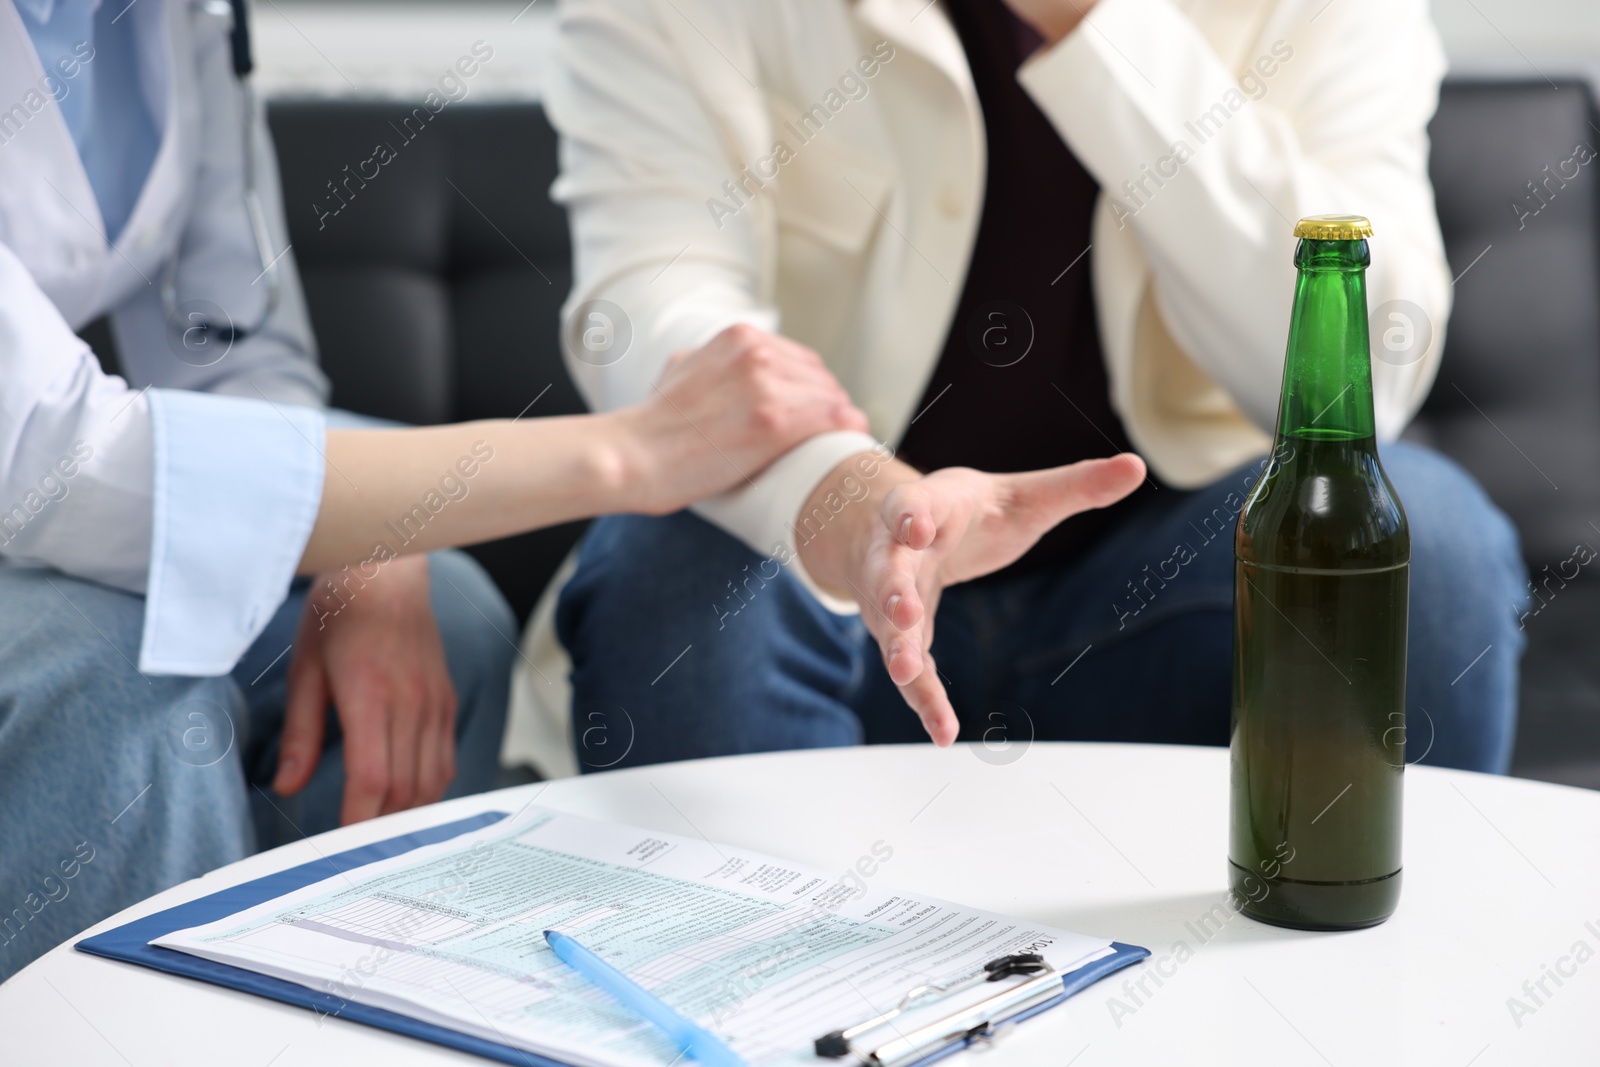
[3,743,1597,1066]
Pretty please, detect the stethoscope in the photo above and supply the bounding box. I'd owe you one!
[160,0,280,348]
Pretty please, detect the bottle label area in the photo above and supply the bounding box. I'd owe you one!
[1229,559,1408,886]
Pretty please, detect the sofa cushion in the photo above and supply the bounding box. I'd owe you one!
[268,100,588,621]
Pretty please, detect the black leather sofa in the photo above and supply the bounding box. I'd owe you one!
[92,81,1600,789]
[265,102,590,626]
[1406,81,1600,789]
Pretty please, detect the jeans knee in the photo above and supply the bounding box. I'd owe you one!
[430,550,516,639]
[98,673,250,842]
[556,512,864,767]
[425,552,514,782]
[7,660,251,861]
[1386,443,1527,620]
[428,550,517,682]
[0,668,253,978]
[0,571,245,787]
[149,674,249,772]
[559,512,773,648]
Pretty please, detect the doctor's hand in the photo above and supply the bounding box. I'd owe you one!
[797,452,1146,745]
[272,554,458,825]
[610,324,868,516]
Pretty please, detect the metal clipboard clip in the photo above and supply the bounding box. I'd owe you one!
[813,954,1063,1067]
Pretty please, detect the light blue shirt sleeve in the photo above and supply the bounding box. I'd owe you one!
[140,390,325,676]
[18,0,160,245]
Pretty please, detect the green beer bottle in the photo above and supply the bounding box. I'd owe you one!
[1229,214,1409,930]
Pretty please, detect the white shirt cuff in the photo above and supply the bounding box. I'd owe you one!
[691,430,884,615]
[138,389,325,675]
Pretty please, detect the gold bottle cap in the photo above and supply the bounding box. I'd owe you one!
[1293,214,1374,240]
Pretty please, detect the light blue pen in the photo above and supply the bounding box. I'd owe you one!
[543,930,746,1067]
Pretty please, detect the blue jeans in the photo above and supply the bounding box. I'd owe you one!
[0,549,513,982]
[559,442,1525,774]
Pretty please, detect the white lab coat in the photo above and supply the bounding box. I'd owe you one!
[0,0,328,671]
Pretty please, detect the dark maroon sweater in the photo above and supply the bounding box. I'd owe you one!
[895,0,1152,572]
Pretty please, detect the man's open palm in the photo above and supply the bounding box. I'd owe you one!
[855,455,1147,745]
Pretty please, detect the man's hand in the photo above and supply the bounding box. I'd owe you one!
[611,324,868,515]
[272,554,458,825]
[798,453,1146,744]
[999,0,1099,46]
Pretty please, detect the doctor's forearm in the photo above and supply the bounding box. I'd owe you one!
[296,324,867,574]
[296,416,633,574]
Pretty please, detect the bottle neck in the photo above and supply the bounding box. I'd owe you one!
[1275,238,1377,443]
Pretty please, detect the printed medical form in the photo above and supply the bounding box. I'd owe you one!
[156,807,1114,1066]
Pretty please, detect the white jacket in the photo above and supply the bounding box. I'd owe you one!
[544,0,1452,605]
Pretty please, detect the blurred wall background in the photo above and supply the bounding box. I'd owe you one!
[252,0,1599,101]
[252,1,552,100]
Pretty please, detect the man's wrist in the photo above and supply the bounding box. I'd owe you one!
[795,451,918,603]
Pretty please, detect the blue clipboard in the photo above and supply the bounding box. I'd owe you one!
[76,810,1149,1066]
